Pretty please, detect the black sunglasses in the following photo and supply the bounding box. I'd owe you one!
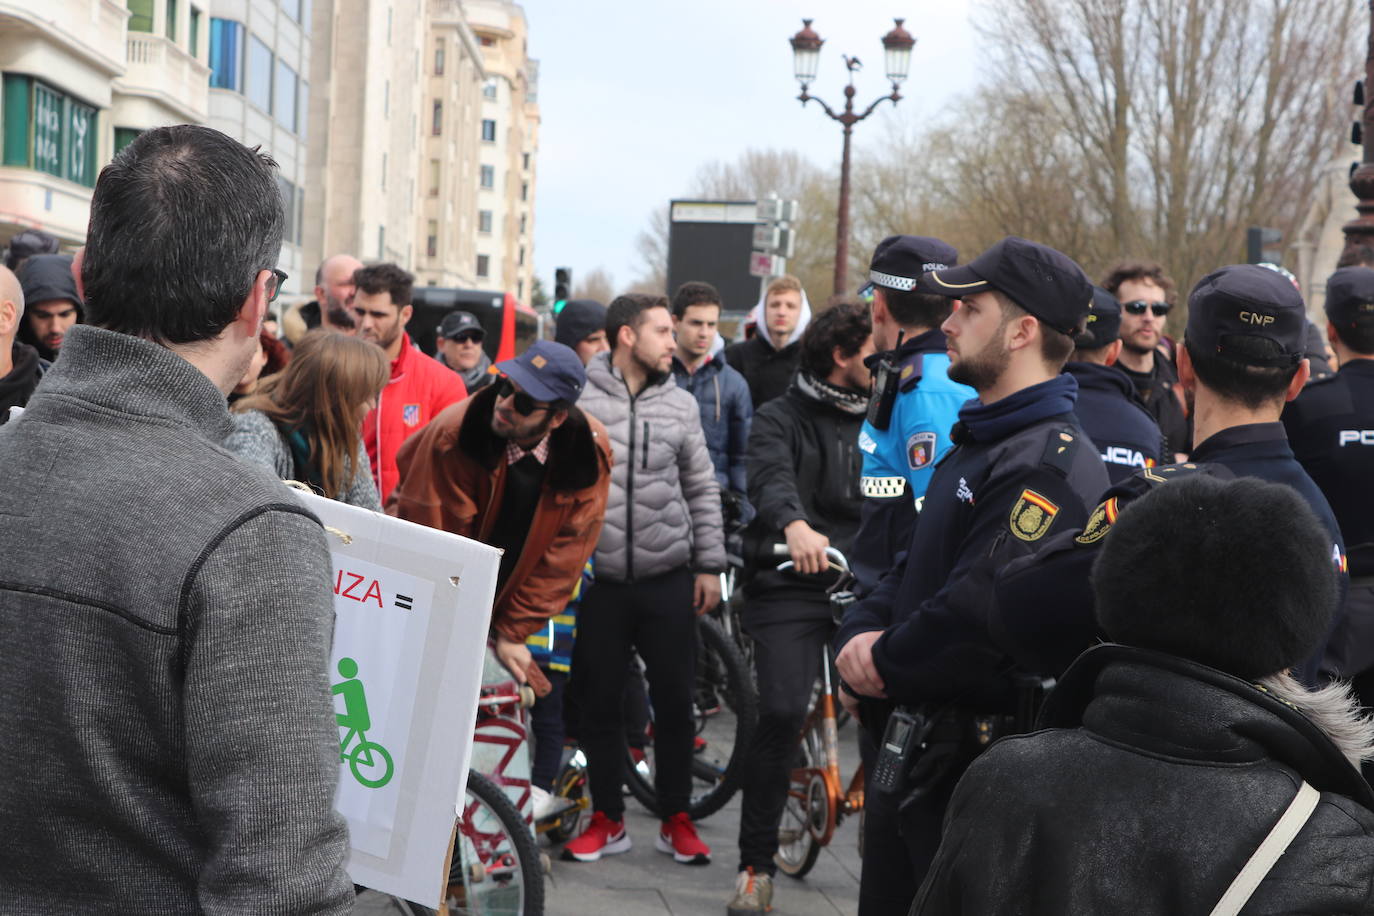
[450,332,484,344]
[264,267,288,303]
[496,378,551,416]
[1122,300,1171,317]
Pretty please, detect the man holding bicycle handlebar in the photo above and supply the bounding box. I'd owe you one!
[725,303,872,915]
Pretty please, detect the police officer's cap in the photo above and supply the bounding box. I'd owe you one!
[1073,287,1122,350]
[915,237,1092,337]
[1185,264,1306,369]
[1324,266,1374,329]
[860,235,958,298]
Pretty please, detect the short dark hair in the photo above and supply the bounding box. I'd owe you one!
[878,286,954,330]
[992,291,1076,370]
[1337,244,1374,269]
[799,302,872,378]
[1184,337,1299,409]
[353,263,413,307]
[1101,260,1176,304]
[82,125,284,344]
[671,281,722,319]
[1092,474,1336,680]
[606,293,669,350]
[1331,318,1374,354]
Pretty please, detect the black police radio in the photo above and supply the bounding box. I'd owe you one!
[866,331,905,432]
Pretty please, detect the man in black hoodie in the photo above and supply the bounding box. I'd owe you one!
[17,253,82,362]
[0,266,41,424]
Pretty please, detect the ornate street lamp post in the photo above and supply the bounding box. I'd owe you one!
[1345,1,1374,257]
[790,18,914,296]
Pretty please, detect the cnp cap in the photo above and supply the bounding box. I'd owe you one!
[437,310,484,340]
[916,236,1092,337]
[1185,264,1306,368]
[1074,287,1123,350]
[1323,266,1374,330]
[860,235,958,297]
[496,339,586,404]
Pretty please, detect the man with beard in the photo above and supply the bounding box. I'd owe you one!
[563,293,725,867]
[435,309,494,392]
[17,254,82,362]
[834,237,1110,914]
[282,254,361,343]
[726,303,872,915]
[725,274,812,408]
[352,262,466,505]
[0,266,42,423]
[1102,260,1190,458]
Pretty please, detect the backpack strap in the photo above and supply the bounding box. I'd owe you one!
[1208,781,1320,916]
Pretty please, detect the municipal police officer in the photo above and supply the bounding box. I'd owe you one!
[851,235,974,594]
[995,264,1349,685]
[1284,265,1374,701]
[834,237,1110,914]
[1064,287,1165,481]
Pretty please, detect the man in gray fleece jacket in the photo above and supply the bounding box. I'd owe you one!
[0,126,353,912]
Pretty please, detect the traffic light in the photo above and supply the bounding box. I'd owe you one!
[553,267,572,314]
[1246,226,1283,265]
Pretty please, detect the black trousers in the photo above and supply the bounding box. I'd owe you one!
[736,596,833,873]
[574,567,696,821]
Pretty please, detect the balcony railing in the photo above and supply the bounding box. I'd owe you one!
[120,34,210,122]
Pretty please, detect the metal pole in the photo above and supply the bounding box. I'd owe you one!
[835,119,854,298]
[1344,0,1374,256]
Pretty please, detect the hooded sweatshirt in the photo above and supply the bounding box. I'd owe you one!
[16,254,83,363]
[0,342,43,424]
[723,289,813,408]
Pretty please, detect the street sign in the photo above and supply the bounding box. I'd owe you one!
[755,198,799,222]
[749,252,777,278]
[776,227,796,259]
[752,224,780,251]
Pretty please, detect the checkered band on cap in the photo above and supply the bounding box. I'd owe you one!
[870,264,950,292]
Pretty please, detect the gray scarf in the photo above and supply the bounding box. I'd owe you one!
[795,371,868,416]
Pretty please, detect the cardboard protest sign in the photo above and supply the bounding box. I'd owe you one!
[290,488,498,909]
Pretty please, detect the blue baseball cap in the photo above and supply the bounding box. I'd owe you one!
[496,340,587,404]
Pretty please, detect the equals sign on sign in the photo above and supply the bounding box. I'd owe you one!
[395,594,414,610]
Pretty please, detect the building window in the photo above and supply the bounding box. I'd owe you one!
[476,254,490,278]
[481,119,496,143]
[166,0,178,40]
[190,8,201,55]
[519,213,526,234]
[381,153,387,190]
[479,164,494,189]
[209,19,243,90]
[378,226,385,259]
[274,60,298,131]
[431,100,442,135]
[246,34,273,113]
[483,79,497,100]
[383,80,389,118]
[2,76,98,188]
[128,0,154,32]
[520,181,528,202]
[434,40,445,75]
[428,159,440,196]
[478,210,493,233]
[114,127,142,155]
[522,151,530,171]
[298,79,309,140]
[386,6,392,43]
[277,175,302,246]
[283,0,301,23]
[427,220,438,258]
[518,245,525,267]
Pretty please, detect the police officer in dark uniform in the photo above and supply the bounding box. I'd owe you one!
[1283,265,1374,700]
[834,237,1111,914]
[1064,288,1165,481]
[851,235,974,596]
[994,264,1349,685]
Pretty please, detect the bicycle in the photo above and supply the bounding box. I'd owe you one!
[622,613,759,821]
[338,726,395,789]
[772,546,867,878]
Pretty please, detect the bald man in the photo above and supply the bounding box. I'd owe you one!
[0,265,40,424]
[282,253,362,343]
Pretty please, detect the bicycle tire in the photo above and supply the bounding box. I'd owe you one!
[542,758,587,845]
[347,739,395,789]
[775,722,825,878]
[624,615,758,820]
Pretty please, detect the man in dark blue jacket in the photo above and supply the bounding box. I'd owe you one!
[834,237,1110,914]
[671,282,752,507]
[1064,287,1164,481]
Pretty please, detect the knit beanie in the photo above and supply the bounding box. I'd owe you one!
[1091,474,1338,680]
[555,299,607,349]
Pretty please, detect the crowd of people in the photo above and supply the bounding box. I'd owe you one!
[5,123,1374,916]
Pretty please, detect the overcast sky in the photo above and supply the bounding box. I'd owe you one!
[526,0,982,297]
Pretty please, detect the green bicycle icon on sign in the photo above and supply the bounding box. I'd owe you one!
[332,657,395,789]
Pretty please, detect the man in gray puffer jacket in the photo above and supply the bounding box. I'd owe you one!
[565,293,726,866]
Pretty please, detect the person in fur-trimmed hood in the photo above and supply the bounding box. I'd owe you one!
[913,473,1374,916]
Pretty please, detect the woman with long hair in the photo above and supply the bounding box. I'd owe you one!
[226,330,389,509]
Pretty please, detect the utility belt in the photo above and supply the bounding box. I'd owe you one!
[867,675,1053,810]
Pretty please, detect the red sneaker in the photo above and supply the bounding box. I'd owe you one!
[561,811,631,863]
[656,811,711,865]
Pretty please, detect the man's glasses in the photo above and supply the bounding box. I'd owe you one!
[496,378,551,416]
[265,268,288,303]
[1122,300,1171,317]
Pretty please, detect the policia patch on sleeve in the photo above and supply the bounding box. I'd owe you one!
[1074,497,1119,545]
[1009,488,1060,542]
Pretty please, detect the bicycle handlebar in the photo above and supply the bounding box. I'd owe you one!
[771,544,851,574]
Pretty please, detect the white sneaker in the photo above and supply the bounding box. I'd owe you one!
[531,784,575,821]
